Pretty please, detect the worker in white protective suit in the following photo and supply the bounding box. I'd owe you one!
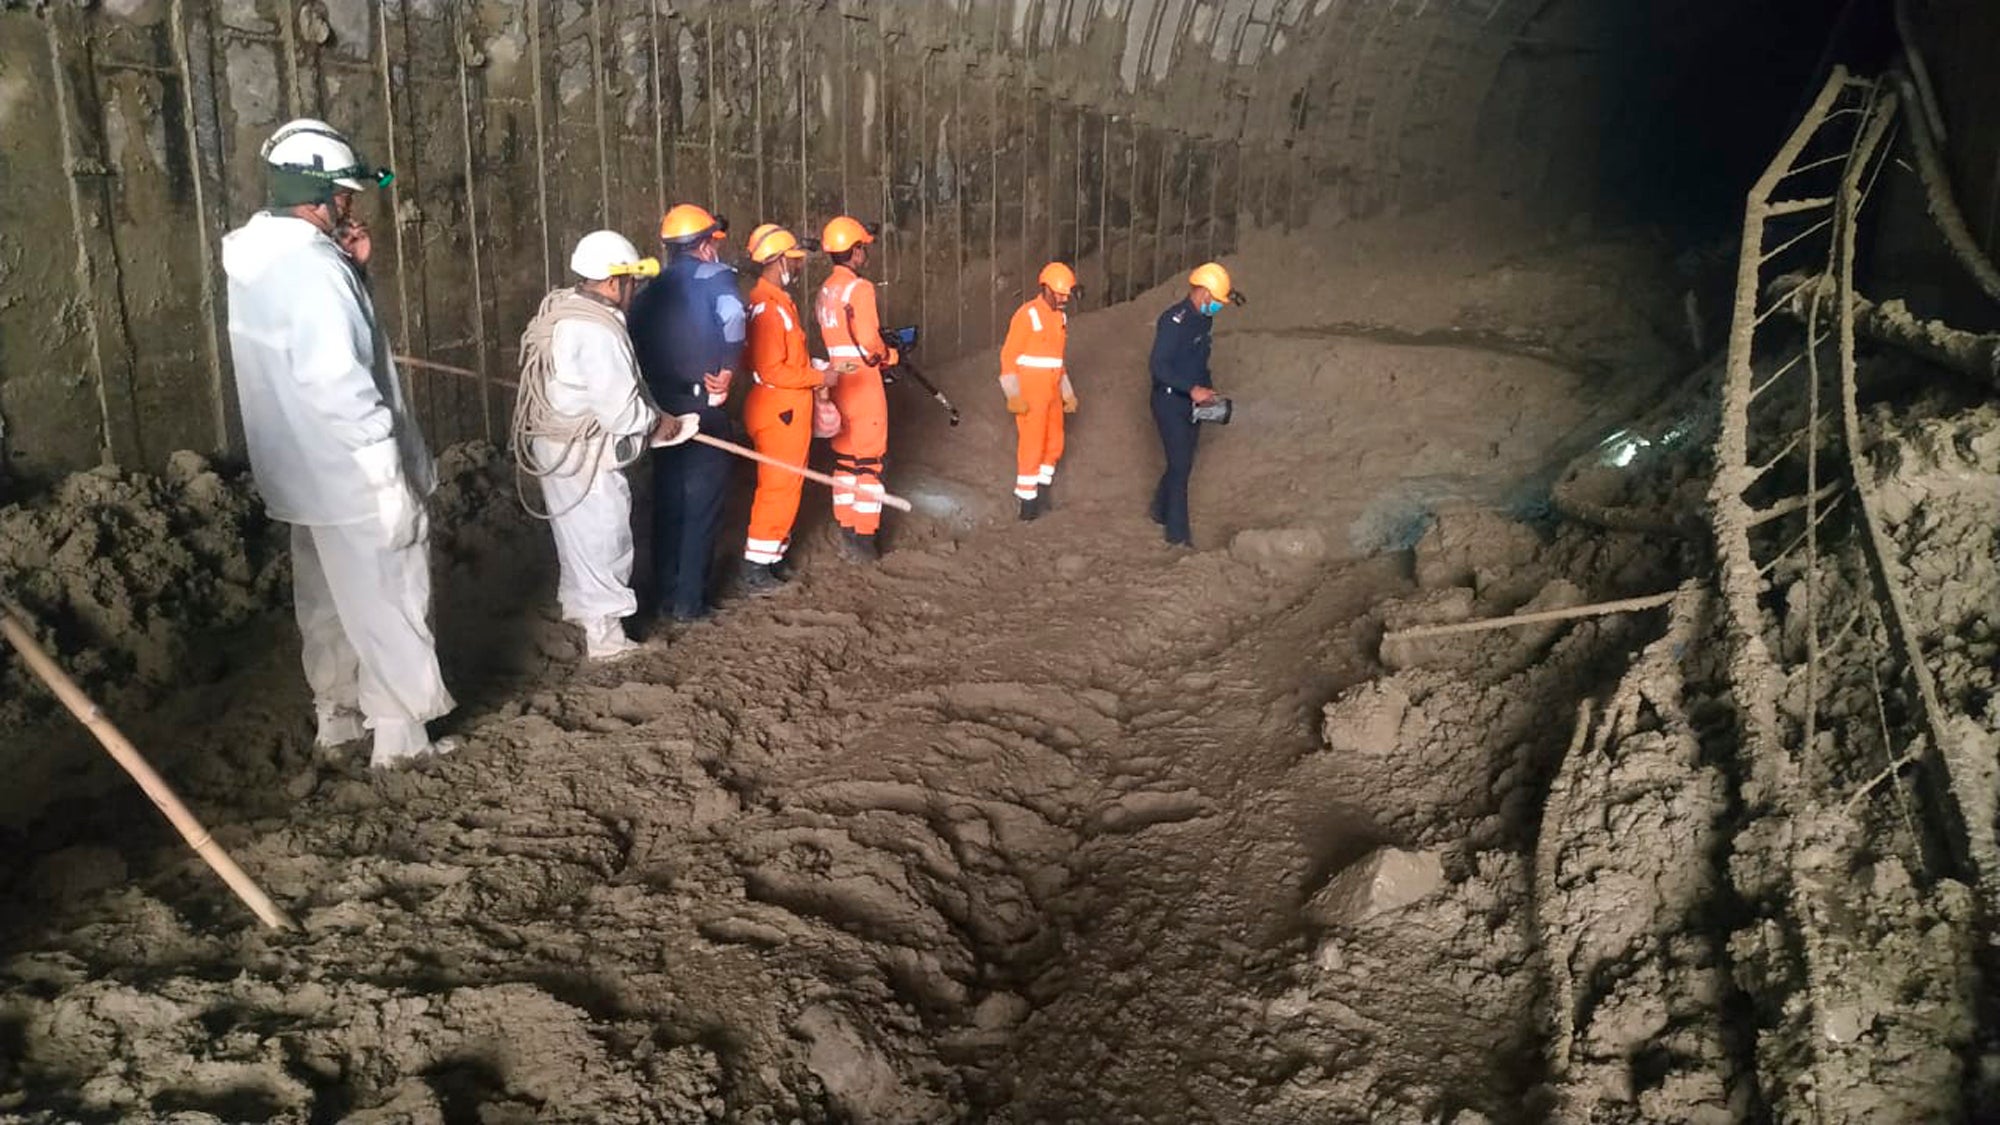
[220,118,455,768]
[514,231,700,660]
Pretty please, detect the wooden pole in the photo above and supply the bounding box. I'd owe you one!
[393,354,918,513]
[1381,590,1679,645]
[688,433,914,512]
[396,354,499,385]
[0,603,295,931]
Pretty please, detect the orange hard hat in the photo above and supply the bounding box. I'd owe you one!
[747,223,807,264]
[822,215,876,254]
[660,203,726,244]
[1189,262,1232,301]
[1038,261,1078,295]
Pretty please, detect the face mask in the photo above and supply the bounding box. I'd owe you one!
[1200,300,1223,317]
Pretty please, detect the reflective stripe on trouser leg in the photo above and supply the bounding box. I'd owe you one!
[831,471,858,530]
[1042,395,1065,483]
[1014,396,1054,497]
[303,519,455,726]
[747,396,812,551]
[744,537,788,565]
[852,471,886,535]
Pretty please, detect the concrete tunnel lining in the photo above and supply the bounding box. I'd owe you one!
[0,0,1839,487]
[4,0,2000,1120]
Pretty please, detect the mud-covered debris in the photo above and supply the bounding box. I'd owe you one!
[1413,507,1542,591]
[1322,681,1413,757]
[1304,847,1445,927]
[1229,527,1329,572]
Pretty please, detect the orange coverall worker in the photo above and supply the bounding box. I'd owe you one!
[816,265,898,537]
[743,275,822,567]
[999,294,1075,502]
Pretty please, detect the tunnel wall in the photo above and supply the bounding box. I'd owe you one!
[0,0,1608,486]
[1916,0,2000,306]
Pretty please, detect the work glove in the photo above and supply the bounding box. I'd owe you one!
[702,369,733,407]
[353,440,425,550]
[812,357,838,388]
[1062,395,1078,414]
[1000,374,1026,414]
[812,395,842,439]
[881,347,900,368]
[650,412,702,448]
[1005,396,1028,415]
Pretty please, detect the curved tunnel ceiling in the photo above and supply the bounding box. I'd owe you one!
[0,0,1842,481]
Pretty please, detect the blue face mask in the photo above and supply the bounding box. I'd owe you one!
[1199,300,1223,317]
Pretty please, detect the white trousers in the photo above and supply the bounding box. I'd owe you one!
[291,521,455,729]
[535,440,638,625]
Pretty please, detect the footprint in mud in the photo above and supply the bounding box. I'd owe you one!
[1090,789,1211,834]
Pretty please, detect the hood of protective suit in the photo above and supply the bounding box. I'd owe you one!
[223,212,329,285]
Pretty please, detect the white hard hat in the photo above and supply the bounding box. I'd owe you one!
[261,118,374,190]
[570,230,645,280]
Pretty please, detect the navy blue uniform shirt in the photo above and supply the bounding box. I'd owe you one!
[1149,298,1213,395]
[629,252,747,424]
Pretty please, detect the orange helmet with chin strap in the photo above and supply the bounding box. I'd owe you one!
[660,203,726,245]
[822,215,878,255]
[747,223,808,264]
[1188,262,1233,302]
[1038,261,1078,296]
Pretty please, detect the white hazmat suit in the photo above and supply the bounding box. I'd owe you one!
[221,211,455,765]
[528,304,658,657]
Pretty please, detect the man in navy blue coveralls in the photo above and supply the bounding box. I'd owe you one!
[630,204,746,622]
[1147,263,1233,548]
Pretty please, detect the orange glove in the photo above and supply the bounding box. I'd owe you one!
[1062,394,1078,414]
[1006,395,1028,415]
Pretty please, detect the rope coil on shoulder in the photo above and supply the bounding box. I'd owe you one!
[512,289,652,520]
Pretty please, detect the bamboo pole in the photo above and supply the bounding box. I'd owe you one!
[0,603,295,931]
[1381,590,1679,644]
[687,433,913,512]
[397,354,502,385]
[396,354,916,512]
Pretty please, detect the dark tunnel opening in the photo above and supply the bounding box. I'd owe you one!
[1593,0,1896,242]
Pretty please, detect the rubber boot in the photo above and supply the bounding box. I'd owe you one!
[853,531,881,561]
[1019,495,1042,522]
[742,561,785,597]
[1040,480,1055,513]
[770,553,797,583]
[314,702,366,748]
[582,616,641,661]
[836,528,872,562]
[369,719,456,769]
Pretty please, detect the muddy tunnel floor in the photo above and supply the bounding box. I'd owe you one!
[6,203,1985,1123]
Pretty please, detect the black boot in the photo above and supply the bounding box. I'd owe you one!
[837,528,879,562]
[742,562,784,596]
[1040,480,1055,512]
[770,554,797,583]
[1019,495,1042,522]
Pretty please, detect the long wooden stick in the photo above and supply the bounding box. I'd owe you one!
[689,433,913,512]
[0,604,295,931]
[1381,590,1678,644]
[395,354,912,511]
[396,354,505,385]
